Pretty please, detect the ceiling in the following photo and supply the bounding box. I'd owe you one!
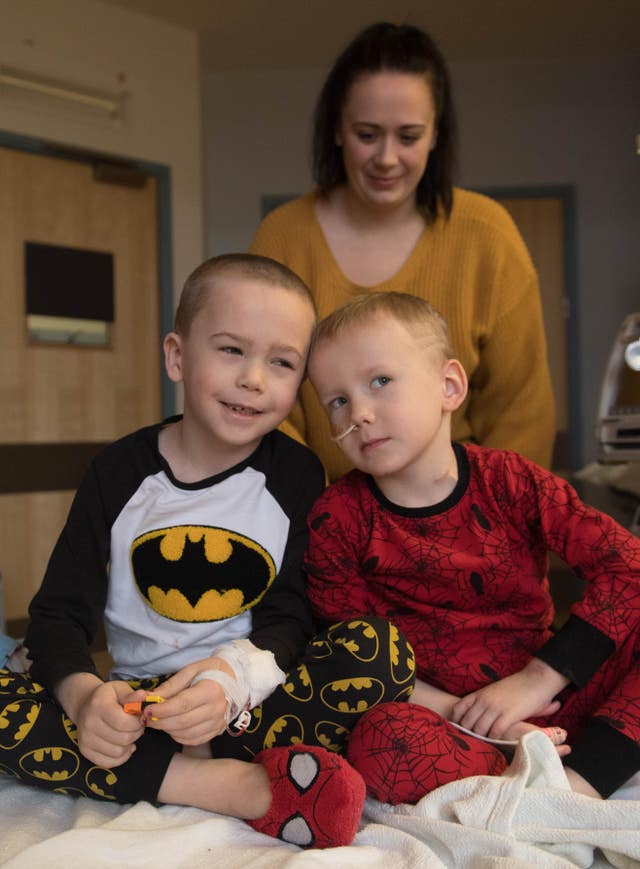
[103,0,640,72]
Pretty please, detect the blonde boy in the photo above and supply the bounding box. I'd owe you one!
[306,291,640,803]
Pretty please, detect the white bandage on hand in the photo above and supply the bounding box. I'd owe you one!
[190,668,247,724]
[190,639,285,720]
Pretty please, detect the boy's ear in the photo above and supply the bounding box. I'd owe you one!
[163,331,184,384]
[442,358,467,411]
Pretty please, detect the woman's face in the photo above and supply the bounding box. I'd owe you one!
[336,71,437,213]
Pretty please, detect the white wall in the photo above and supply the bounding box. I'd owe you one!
[204,67,320,254]
[454,55,640,464]
[0,0,204,299]
[204,54,640,464]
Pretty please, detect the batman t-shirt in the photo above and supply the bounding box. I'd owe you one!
[26,418,326,689]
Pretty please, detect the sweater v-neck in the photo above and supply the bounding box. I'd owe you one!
[307,191,434,292]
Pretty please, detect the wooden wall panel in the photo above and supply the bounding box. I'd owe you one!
[0,146,162,619]
[0,491,75,618]
[499,196,569,432]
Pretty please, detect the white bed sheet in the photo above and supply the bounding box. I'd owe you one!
[1,732,638,869]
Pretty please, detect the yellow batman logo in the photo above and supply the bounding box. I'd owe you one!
[131,526,276,622]
[329,620,379,662]
[315,720,349,752]
[62,714,78,745]
[20,746,79,781]
[283,664,313,702]
[320,677,385,713]
[390,623,416,686]
[263,714,304,749]
[86,766,118,800]
[0,700,40,748]
[0,673,44,697]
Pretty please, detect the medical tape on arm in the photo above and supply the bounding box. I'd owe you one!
[190,638,285,720]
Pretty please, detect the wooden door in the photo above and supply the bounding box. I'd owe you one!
[497,196,570,469]
[0,146,161,624]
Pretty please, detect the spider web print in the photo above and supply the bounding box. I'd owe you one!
[305,444,640,748]
[347,703,506,804]
[306,458,557,695]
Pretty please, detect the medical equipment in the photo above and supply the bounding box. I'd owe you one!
[596,312,640,462]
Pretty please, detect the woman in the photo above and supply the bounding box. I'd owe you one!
[251,21,555,480]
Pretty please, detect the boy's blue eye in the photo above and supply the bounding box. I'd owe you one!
[273,358,295,370]
[329,396,347,410]
[220,345,242,355]
[371,375,391,389]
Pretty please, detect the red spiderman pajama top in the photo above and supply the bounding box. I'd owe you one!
[304,442,640,796]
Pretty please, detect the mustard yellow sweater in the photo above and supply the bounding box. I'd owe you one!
[251,189,555,480]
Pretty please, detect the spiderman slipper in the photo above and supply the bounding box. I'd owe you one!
[346,702,508,805]
[248,744,366,849]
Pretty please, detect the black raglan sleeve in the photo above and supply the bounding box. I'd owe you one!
[249,434,326,671]
[26,460,111,690]
[26,430,155,692]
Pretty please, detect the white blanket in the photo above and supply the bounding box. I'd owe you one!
[1,732,638,868]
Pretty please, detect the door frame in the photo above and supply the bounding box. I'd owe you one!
[0,128,175,417]
[477,184,581,470]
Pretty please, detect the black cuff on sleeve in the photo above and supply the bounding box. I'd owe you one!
[565,717,640,798]
[536,615,615,688]
[250,627,308,673]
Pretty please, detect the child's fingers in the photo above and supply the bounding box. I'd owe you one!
[161,718,227,745]
[120,687,148,704]
[143,682,227,731]
[537,700,561,717]
[79,735,137,768]
[540,725,568,746]
[153,670,193,699]
[450,694,475,722]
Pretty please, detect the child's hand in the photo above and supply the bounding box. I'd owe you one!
[144,657,237,745]
[412,674,570,757]
[57,673,144,768]
[451,658,570,744]
[502,719,572,757]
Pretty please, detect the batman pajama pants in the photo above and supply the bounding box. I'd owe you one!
[0,617,414,804]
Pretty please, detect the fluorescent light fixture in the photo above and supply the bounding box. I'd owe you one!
[0,65,125,118]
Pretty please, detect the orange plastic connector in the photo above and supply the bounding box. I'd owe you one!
[123,694,165,716]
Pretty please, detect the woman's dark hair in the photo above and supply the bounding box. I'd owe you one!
[312,21,457,222]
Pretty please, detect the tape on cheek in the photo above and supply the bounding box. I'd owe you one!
[331,423,358,442]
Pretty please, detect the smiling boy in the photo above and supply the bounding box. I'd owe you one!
[0,256,420,849]
[160,256,315,479]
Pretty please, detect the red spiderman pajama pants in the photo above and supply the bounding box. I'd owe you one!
[348,620,640,802]
[527,623,640,797]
